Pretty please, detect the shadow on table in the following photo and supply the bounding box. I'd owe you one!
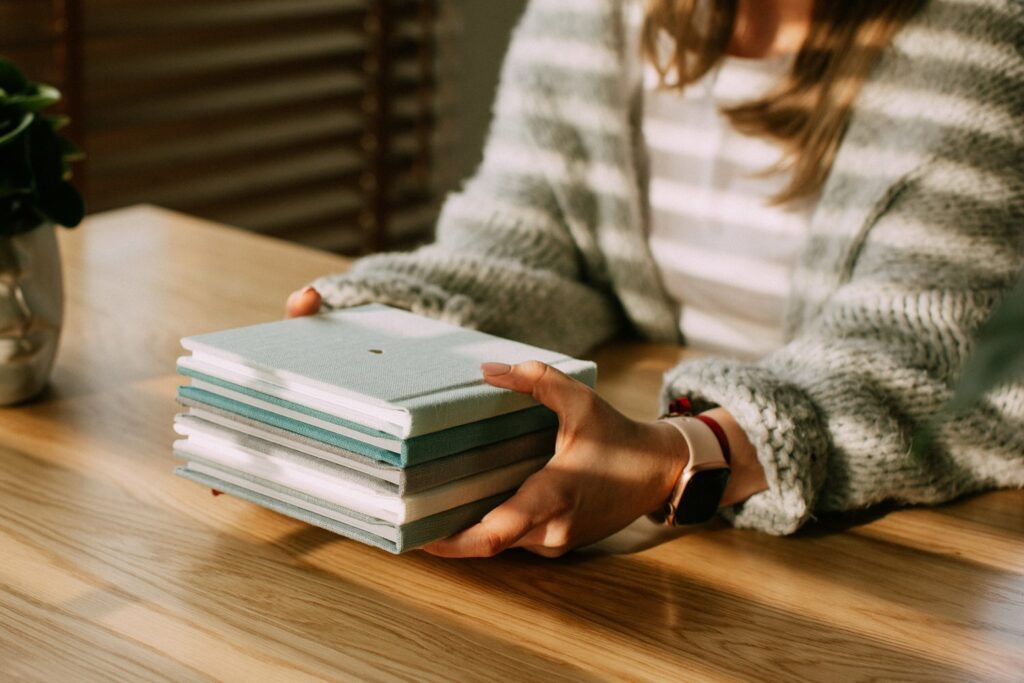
[252,520,980,681]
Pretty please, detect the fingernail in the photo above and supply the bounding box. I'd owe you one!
[481,362,512,376]
[301,285,316,296]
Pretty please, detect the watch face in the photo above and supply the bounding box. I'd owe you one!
[674,468,731,525]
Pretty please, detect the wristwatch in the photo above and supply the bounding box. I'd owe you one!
[652,409,731,526]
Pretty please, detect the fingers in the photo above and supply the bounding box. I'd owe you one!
[481,360,591,420]
[421,480,547,558]
[285,286,321,318]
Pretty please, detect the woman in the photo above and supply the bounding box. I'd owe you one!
[286,0,1023,557]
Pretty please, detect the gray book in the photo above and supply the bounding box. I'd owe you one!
[176,465,514,554]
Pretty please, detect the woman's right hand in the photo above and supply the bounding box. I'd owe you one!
[421,361,690,558]
[285,285,322,318]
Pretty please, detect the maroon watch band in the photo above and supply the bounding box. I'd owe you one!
[694,414,731,465]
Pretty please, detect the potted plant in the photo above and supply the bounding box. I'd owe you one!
[0,57,84,404]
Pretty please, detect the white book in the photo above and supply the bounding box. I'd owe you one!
[173,436,548,524]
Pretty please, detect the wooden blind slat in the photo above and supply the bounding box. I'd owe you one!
[88,109,364,174]
[86,51,427,107]
[205,186,364,238]
[85,0,368,34]
[89,30,368,81]
[90,144,365,209]
[0,7,54,47]
[89,71,365,128]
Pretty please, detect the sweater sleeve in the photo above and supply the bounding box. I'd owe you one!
[311,2,624,357]
[661,156,1024,535]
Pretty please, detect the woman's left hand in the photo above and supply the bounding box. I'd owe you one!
[421,361,688,558]
[285,286,321,318]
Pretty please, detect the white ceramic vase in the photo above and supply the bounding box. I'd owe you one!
[0,223,64,405]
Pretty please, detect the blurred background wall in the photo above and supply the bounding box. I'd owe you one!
[437,0,527,198]
[0,0,526,255]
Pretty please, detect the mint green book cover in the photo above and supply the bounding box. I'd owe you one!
[179,304,596,439]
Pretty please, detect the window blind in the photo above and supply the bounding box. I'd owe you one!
[1,0,439,254]
[0,1,60,84]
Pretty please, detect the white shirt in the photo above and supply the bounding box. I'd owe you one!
[638,36,819,360]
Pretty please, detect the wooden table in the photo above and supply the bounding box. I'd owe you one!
[1,205,1021,682]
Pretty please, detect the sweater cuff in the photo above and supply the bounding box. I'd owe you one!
[660,358,829,535]
[311,266,479,329]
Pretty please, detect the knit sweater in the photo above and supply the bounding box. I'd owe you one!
[313,0,1024,535]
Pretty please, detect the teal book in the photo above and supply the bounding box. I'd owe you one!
[175,303,593,440]
[176,383,557,467]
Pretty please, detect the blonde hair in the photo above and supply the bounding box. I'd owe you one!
[641,0,925,204]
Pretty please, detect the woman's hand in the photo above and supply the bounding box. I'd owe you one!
[285,286,321,318]
[422,361,690,558]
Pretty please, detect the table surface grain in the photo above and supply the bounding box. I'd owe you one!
[1,205,1021,682]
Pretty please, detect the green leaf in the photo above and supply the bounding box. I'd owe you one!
[27,118,64,194]
[39,180,85,227]
[45,114,71,131]
[0,130,34,193]
[0,110,34,147]
[8,84,61,112]
[948,273,1024,412]
[0,57,86,231]
[58,135,84,161]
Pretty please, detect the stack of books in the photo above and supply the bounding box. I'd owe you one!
[172,304,595,553]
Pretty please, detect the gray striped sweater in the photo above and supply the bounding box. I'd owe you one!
[313,0,1024,534]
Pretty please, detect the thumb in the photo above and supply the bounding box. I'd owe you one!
[285,286,321,318]
[421,469,550,557]
[481,360,590,421]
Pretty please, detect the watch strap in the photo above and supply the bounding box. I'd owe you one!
[694,414,731,465]
[653,415,730,526]
[663,415,726,470]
